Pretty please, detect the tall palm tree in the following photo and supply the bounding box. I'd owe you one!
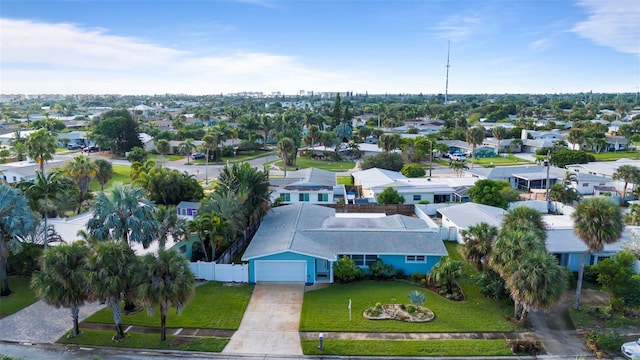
[459,222,498,271]
[26,128,56,174]
[572,197,623,309]
[199,192,247,243]
[492,126,508,154]
[215,162,270,228]
[378,133,402,152]
[19,170,72,249]
[505,251,567,323]
[87,241,139,340]
[258,115,274,147]
[488,229,547,278]
[87,183,159,248]
[155,139,171,166]
[94,158,113,192]
[448,160,468,177]
[201,134,216,185]
[155,205,186,250]
[0,185,36,296]
[465,126,486,169]
[31,242,91,336]
[65,156,97,213]
[178,138,196,165]
[277,137,296,176]
[501,206,547,242]
[613,164,640,204]
[138,249,195,341]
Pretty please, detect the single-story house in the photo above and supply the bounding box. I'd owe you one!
[241,203,447,284]
[0,160,66,184]
[177,201,200,220]
[547,228,629,272]
[269,167,346,204]
[465,164,566,191]
[437,203,507,243]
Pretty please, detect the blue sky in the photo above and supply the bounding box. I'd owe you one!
[1,0,638,95]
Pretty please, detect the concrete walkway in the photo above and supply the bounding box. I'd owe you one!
[223,282,304,356]
[0,300,105,343]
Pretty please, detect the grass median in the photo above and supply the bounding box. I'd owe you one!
[302,339,513,356]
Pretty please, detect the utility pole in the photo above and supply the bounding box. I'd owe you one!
[429,140,433,177]
[545,150,551,212]
[444,40,451,105]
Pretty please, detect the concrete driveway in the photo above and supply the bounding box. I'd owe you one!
[223,282,304,356]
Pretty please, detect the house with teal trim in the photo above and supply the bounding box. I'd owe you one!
[241,203,447,284]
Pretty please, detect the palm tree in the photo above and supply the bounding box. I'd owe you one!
[277,137,296,176]
[155,139,170,166]
[87,183,159,248]
[488,229,547,278]
[572,197,623,310]
[378,133,402,152]
[31,242,90,336]
[492,126,508,154]
[215,162,270,228]
[448,160,469,177]
[501,206,547,242]
[19,170,72,249]
[138,249,195,341]
[65,156,97,213]
[625,203,640,225]
[613,164,640,204]
[427,258,463,294]
[505,251,567,323]
[465,126,485,169]
[459,222,498,271]
[199,192,247,243]
[305,125,320,148]
[94,158,113,192]
[178,139,196,165]
[155,205,186,250]
[87,241,139,340]
[201,134,216,185]
[26,128,56,174]
[0,185,36,296]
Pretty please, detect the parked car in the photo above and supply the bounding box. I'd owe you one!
[621,338,640,359]
[83,146,99,153]
[67,144,80,150]
[191,153,205,160]
[450,153,466,161]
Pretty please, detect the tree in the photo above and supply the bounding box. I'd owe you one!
[502,205,547,241]
[613,164,640,204]
[155,139,170,165]
[427,258,463,294]
[378,133,402,152]
[126,147,148,164]
[178,139,196,165]
[361,152,404,172]
[593,252,640,311]
[201,134,216,185]
[549,182,582,205]
[567,129,585,150]
[468,179,514,209]
[138,249,195,341]
[505,251,567,323]
[572,197,623,309]
[489,229,546,278]
[64,156,97,213]
[460,222,498,271]
[155,205,187,250]
[550,148,590,168]
[199,192,247,244]
[401,164,426,178]
[277,137,296,176]
[87,241,139,340]
[466,126,485,169]
[87,183,159,248]
[334,123,353,142]
[448,160,469,177]
[30,242,90,337]
[0,185,36,296]
[94,158,113,192]
[91,110,142,155]
[376,186,405,205]
[492,126,508,154]
[215,163,270,228]
[26,128,56,174]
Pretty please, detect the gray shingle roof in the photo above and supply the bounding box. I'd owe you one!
[242,203,446,261]
[437,203,506,229]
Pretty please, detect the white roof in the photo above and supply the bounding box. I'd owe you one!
[352,168,407,188]
[437,203,506,229]
[567,159,640,178]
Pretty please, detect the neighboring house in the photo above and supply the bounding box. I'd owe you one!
[57,131,91,147]
[177,201,200,220]
[547,228,629,272]
[0,130,37,145]
[521,129,565,141]
[138,133,155,152]
[568,172,611,195]
[567,159,640,196]
[242,203,447,284]
[270,167,345,204]
[465,164,566,191]
[0,160,65,184]
[437,203,507,243]
[441,140,497,158]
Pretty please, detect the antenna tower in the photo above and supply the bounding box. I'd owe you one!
[444,40,451,105]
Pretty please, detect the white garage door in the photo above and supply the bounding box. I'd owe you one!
[254,260,306,282]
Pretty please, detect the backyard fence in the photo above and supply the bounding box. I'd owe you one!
[189,262,248,282]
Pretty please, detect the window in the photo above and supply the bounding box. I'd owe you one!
[582,183,588,187]
[317,193,329,202]
[434,194,449,203]
[299,193,309,202]
[339,254,378,266]
[406,255,426,263]
[413,195,421,201]
[280,193,291,202]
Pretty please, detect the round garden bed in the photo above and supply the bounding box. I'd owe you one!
[364,303,435,322]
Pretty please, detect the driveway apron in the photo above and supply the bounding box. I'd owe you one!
[0,300,105,343]
[223,282,304,356]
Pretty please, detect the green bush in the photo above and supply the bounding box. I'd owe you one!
[474,269,509,299]
[410,272,425,283]
[333,256,364,283]
[8,243,42,276]
[585,330,624,352]
[400,164,426,178]
[369,260,395,280]
[584,265,599,283]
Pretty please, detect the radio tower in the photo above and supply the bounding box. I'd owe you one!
[444,40,451,105]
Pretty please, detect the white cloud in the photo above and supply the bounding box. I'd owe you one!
[572,0,640,56]
[432,16,483,41]
[529,38,550,52]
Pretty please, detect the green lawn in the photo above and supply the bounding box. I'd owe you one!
[88,164,131,191]
[591,151,640,161]
[469,154,534,167]
[148,154,184,162]
[84,282,253,329]
[279,157,355,172]
[337,176,353,185]
[0,276,38,316]
[58,329,228,352]
[302,339,513,356]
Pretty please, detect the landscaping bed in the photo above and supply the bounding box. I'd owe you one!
[364,303,435,322]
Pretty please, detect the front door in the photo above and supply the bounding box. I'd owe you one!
[315,259,329,279]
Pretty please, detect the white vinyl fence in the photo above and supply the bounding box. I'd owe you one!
[189,262,248,282]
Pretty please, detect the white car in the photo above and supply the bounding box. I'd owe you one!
[450,153,466,161]
[621,338,640,359]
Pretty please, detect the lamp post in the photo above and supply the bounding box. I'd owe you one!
[429,140,433,178]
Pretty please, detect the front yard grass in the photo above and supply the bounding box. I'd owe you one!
[84,282,253,329]
[88,164,131,191]
[591,151,640,161]
[470,154,533,167]
[302,339,512,356]
[285,157,356,172]
[0,276,38,316]
[58,329,228,352]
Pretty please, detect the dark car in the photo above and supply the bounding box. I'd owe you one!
[84,146,100,153]
[191,153,205,160]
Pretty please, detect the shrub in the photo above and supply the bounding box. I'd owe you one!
[411,273,425,283]
[333,256,364,283]
[369,260,395,280]
[7,243,42,275]
[474,269,509,299]
[401,164,426,178]
[395,268,406,279]
[584,330,624,352]
[509,340,543,355]
[407,290,426,306]
[583,265,599,283]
